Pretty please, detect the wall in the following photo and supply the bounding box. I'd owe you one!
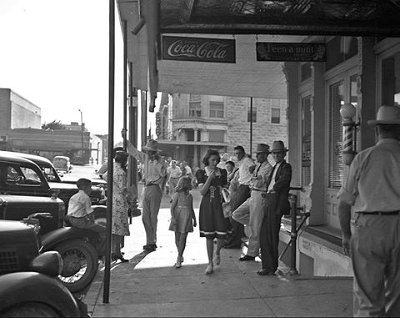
[227,97,288,156]
[9,90,41,129]
[0,89,12,130]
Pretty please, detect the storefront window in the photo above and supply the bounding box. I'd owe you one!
[328,81,344,189]
[382,52,400,106]
[301,96,312,186]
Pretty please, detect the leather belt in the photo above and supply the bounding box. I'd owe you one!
[358,211,400,215]
[251,188,267,193]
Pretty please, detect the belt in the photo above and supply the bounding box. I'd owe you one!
[251,188,267,193]
[358,211,400,215]
[170,177,180,179]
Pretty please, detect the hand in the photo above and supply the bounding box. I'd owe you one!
[342,234,351,256]
[208,170,216,180]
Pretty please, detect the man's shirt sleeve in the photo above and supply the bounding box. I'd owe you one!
[337,156,359,205]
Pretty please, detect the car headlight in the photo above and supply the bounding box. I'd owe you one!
[29,251,63,277]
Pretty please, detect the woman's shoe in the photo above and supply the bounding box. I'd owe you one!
[213,254,220,266]
[205,263,214,275]
[175,258,182,269]
[112,254,128,262]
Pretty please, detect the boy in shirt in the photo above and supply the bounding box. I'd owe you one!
[67,178,106,253]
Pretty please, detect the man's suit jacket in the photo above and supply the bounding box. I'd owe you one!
[266,160,292,216]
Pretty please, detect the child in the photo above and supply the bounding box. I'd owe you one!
[169,176,197,268]
[66,178,106,254]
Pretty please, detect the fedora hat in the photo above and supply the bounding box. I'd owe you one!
[142,139,161,152]
[367,105,400,126]
[255,143,270,154]
[271,140,288,153]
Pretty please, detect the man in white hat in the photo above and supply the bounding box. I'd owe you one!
[128,139,167,252]
[258,140,292,275]
[232,143,273,261]
[338,105,400,317]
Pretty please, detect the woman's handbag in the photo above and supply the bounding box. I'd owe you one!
[128,207,141,218]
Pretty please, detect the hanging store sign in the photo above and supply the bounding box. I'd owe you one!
[162,36,236,63]
[256,42,326,62]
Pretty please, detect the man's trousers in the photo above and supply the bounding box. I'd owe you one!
[351,213,400,317]
[232,191,267,257]
[142,185,162,245]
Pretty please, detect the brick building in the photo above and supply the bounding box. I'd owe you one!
[157,93,287,169]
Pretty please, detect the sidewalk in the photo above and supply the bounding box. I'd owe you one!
[83,200,353,317]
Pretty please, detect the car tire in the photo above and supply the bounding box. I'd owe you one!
[54,239,99,293]
[0,302,60,317]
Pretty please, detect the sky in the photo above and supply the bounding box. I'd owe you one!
[0,0,136,141]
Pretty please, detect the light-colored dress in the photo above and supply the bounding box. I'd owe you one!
[112,162,130,236]
[169,192,194,233]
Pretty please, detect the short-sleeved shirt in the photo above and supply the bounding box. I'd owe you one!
[251,161,273,192]
[67,190,93,218]
[167,166,182,179]
[338,138,400,212]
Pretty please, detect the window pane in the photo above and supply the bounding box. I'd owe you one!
[189,101,201,117]
[271,108,281,124]
[329,81,344,189]
[209,130,224,142]
[247,106,257,122]
[209,101,224,118]
[301,96,312,186]
[382,53,400,106]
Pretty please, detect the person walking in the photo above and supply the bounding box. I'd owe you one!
[110,151,130,262]
[258,140,292,276]
[224,146,255,249]
[127,139,167,252]
[169,176,197,269]
[196,149,231,274]
[338,105,400,317]
[167,160,182,199]
[232,143,273,261]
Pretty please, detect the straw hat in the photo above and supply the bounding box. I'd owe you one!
[271,140,288,153]
[255,143,270,154]
[142,139,161,152]
[367,105,400,126]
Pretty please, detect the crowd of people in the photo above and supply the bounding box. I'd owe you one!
[63,105,400,316]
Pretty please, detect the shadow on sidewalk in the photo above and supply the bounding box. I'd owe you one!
[128,250,154,268]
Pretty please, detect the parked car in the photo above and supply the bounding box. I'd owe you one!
[0,151,104,207]
[0,219,84,317]
[53,155,72,174]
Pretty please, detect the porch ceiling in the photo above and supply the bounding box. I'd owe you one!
[160,0,400,36]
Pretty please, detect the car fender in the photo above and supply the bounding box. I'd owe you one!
[40,227,94,251]
[0,272,80,317]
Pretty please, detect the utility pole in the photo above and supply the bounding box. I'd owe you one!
[78,109,84,163]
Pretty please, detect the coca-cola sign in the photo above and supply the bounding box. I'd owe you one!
[162,36,236,63]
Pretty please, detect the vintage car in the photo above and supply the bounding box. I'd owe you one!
[0,151,104,207]
[0,219,84,317]
[53,155,72,174]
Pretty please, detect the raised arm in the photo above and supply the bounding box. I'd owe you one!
[127,140,146,162]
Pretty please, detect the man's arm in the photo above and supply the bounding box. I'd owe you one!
[338,200,352,256]
[127,141,146,162]
[271,163,292,192]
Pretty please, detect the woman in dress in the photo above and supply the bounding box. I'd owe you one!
[196,149,231,274]
[111,151,130,262]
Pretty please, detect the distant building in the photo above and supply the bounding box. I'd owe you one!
[0,88,41,130]
[156,93,287,169]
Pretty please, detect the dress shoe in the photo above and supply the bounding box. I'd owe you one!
[143,244,156,252]
[257,269,276,276]
[239,255,255,261]
[112,254,129,263]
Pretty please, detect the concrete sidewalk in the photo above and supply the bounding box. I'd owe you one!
[83,204,353,317]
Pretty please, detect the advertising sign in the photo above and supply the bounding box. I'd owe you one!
[162,36,236,63]
[257,42,326,62]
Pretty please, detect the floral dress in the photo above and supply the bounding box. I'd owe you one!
[196,168,231,239]
[112,162,130,236]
